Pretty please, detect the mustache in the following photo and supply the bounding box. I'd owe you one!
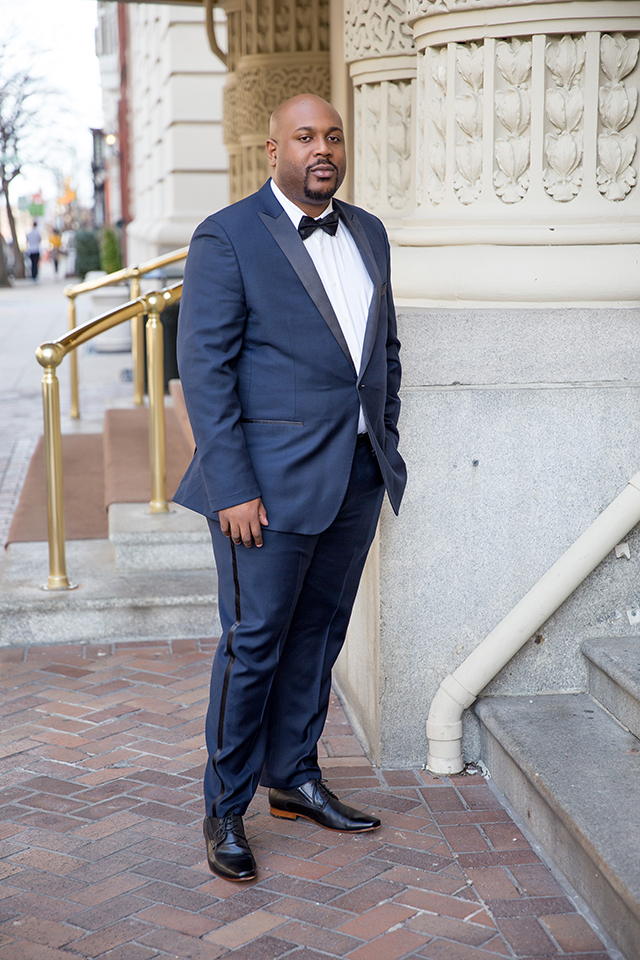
[306,161,339,175]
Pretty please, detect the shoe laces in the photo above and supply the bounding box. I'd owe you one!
[215,812,245,841]
[315,779,339,804]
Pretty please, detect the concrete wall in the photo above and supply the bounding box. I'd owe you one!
[336,305,640,766]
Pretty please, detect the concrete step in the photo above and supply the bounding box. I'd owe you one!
[475,693,640,960]
[108,502,214,571]
[0,539,220,647]
[583,637,640,740]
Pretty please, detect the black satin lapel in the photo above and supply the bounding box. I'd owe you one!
[359,282,382,382]
[336,206,382,380]
[258,210,355,372]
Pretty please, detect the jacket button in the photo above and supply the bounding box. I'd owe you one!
[359,383,364,390]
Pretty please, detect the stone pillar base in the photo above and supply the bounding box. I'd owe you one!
[336,303,640,767]
[390,242,640,306]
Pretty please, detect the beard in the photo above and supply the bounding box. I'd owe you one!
[303,161,342,200]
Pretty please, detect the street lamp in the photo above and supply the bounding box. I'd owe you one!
[90,128,106,229]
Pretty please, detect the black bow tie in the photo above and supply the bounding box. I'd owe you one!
[298,210,340,241]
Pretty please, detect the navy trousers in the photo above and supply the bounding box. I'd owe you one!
[204,435,385,817]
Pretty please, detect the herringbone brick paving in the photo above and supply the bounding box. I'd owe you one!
[0,640,614,959]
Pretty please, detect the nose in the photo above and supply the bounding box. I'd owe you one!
[314,137,332,156]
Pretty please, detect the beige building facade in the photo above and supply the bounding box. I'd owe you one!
[97,1,229,263]
[127,2,229,261]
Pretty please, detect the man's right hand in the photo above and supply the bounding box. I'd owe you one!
[219,498,269,548]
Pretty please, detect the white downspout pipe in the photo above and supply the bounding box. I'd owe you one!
[427,470,640,775]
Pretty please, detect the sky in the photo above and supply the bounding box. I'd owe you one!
[0,0,103,207]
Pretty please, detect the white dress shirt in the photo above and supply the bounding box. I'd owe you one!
[26,228,41,254]
[270,179,373,434]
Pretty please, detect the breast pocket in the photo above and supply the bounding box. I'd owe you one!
[240,419,304,426]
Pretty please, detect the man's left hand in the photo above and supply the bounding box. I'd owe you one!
[219,498,269,548]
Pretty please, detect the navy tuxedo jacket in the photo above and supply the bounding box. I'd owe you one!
[174,180,407,535]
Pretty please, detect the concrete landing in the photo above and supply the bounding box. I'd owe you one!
[108,502,214,571]
[584,637,640,740]
[476,693,640,960]
[0,539,219,646]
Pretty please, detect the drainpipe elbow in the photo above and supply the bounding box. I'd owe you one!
[426,673,477,776]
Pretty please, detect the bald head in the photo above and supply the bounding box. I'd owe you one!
[269,94,342,141]
[265,95,346,217]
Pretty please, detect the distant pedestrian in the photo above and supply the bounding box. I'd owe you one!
[48,228,62,276]
[26,222,41,280]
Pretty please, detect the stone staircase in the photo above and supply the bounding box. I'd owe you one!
[475,636,640,960]
[0,383,220,647]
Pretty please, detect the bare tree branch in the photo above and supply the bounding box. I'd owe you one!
[0,32,65,278]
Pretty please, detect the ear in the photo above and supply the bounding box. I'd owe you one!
[265,139,277,169]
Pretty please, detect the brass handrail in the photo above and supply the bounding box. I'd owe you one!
[64,247,189,416]
[36,281,183,590]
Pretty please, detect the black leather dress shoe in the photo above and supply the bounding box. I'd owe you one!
[203,813,257,881]
[269,779,380,832]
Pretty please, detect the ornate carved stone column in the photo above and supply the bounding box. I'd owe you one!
[221,0,331,202]
[344,0,417,222]
[392,0,640,304]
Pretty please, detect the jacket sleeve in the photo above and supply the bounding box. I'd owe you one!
[383,232,401,450]
[177,217,261,512]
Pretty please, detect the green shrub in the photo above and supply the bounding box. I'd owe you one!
[75,230,101,280]
[101,227,123,275]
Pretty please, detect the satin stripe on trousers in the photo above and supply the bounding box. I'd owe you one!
[204,436,385,817]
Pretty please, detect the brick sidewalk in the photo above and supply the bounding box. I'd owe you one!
[0,640,614,960]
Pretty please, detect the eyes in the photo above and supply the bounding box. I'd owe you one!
[298,134,342,144]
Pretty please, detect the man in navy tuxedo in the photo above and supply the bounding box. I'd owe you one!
[175,94,406,881]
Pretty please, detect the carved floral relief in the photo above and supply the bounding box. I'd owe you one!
[318,0,329,52]
[226,10,242,70]
[244,0,255,56]
[426,46,447,204]
[407,0,546,20]
[354,80,413,213]
[224,61,331,143]
[494,38,532,203]
[257,0,271,53]
[296,0,313,52]
[597,33,639,200]
[274,0,291,52]
[344,0,414,63]
[388,81,413,208]
[228,0,328,60]
[454,42,484,204]
[365,85,382,208]
[543,35,586,201]
[223,0,331,200]
[416,50,426,205]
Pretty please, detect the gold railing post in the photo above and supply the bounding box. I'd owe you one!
[65,289,80,419]
[35,342,78,590]
[129,269,145,406]
[63,249,188,413]
[144,292,169,514]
